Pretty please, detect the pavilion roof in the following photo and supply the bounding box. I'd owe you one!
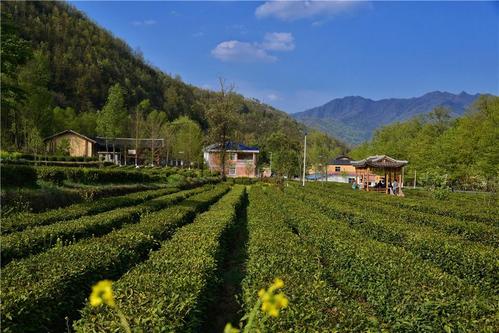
[351,155,408,169]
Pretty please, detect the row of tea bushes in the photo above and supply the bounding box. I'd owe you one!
[274,187,497,332]
[36,165,158,185]
[1,159,108,168]
[309,182,498,226]
[287,186,499,292]
[1,185,229,333]
[1,183,160,215]
[2,177,219,234]
[308,185,499,247]
[1,187,178,234]
[0,151,99,162]
[74,186,245,332]
[0,164,38,187]
[1,186,209,264]
[241,186,383,332]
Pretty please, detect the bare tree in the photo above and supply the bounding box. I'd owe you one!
[206,77,237,178]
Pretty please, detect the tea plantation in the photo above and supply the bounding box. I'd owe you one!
[1,180,497,332]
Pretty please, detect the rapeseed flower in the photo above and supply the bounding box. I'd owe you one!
[89,280,115,308]
[258,278,289,317]
[224,323,240,333]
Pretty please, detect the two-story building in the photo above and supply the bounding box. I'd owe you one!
[326,155,357,183]
[203,142,259,178]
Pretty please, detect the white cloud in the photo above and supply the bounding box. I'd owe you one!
[255,1,364,21]
[132,19,157,27]
[211,40,277,63]
[212,32,295,63]
[262,32,295,51]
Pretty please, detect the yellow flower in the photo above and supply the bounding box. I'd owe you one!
[224,323,240,333]
[89,280,115,308]
[258,278,289,318]
[272,278,284,289]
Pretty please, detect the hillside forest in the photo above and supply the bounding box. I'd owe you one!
[0,1,346,175]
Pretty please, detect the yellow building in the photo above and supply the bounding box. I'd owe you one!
[326,155,357,183]
[44,130,95,157]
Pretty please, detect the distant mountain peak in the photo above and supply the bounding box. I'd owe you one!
[292,91,482,145]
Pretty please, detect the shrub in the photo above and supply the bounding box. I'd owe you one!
[0,164,38,187]
[35,166,155,185]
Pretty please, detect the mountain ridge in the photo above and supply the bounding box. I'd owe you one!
[292,91,482,145]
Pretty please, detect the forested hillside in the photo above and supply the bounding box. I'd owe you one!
[2,0,340,167]
[350,95,499,190]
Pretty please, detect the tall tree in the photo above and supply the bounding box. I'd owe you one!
[307,131,341,179]
[97,83,128,159]
[206,78,237,178]
[160,122,176,165]
[171,116,203,168]
[78,111,98,137]
[17,49,54,151]
[145,110,167,165]
[265,131,301,178]
[132,99,150,165]
[0,12,32,149]
[52,106,78,133]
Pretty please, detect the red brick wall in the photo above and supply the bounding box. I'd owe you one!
[205,151,258,177]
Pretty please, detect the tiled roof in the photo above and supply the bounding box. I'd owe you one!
[351,155,408,168]
[43,129,96,143]
[328,155,352,165]
[204,142,259,152]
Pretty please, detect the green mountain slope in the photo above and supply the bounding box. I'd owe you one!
[293,92,482,145]
[1,1,308,150]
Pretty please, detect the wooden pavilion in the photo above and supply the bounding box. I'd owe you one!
[351,155,408,196]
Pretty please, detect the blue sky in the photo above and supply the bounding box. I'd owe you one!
[72,1,498,113]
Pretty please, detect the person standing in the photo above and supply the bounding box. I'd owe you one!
[393,179,398,195]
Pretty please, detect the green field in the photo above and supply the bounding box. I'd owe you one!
[1,181,498,332]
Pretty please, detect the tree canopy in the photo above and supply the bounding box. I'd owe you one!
[350,96,499,190]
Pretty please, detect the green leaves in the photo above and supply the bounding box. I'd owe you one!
[97,83,128,138]
[1,184,228,332]
[75,186,244,332]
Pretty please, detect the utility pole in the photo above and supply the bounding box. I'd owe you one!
[269,152,272,177]
[302,132,307,187]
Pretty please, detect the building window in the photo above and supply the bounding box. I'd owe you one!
[230,153,237,160]
[335,166,341,172]
[229,165,236,176]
